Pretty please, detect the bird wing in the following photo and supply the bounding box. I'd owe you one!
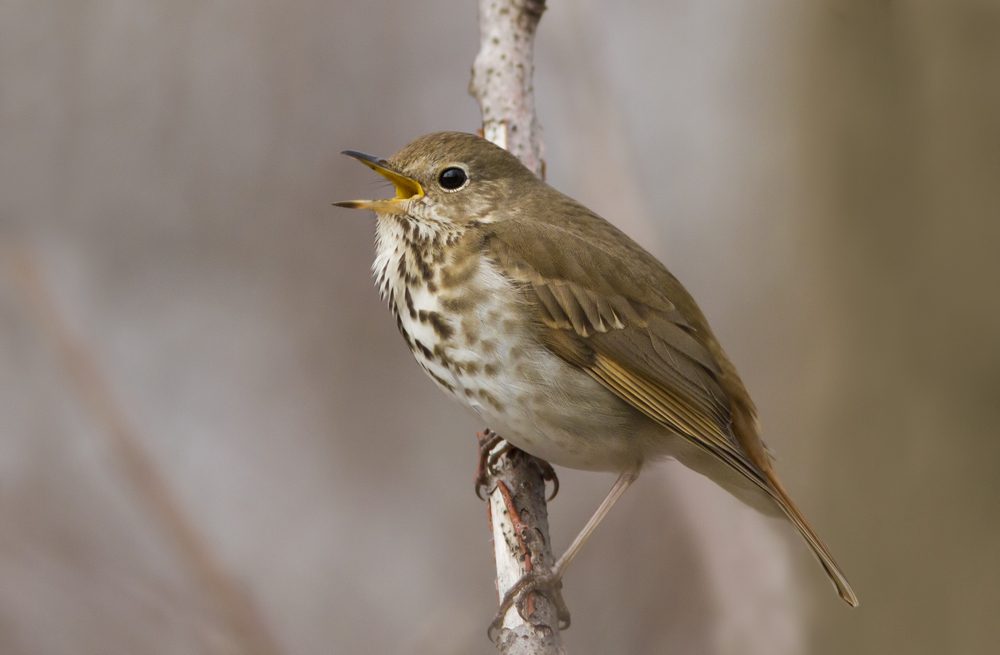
[483,209,770,488]
[482,202,859,607]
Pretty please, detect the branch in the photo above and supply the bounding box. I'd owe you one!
[470,0,546,178]
[469,2,564,653]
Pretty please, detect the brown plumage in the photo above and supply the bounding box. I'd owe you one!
[485,208,857,606]
[336,131,858,608]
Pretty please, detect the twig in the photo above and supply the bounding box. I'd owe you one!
[469,2,565,653]
[483,436,563,654]
[470,0,546,178]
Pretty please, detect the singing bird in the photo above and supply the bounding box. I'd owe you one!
[335,131,858,614]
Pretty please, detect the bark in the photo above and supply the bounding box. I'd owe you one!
[470,0,546,178]
[469,1,563,653]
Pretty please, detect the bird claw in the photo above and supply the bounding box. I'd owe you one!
[488,569,571,643]
[475,429,507,499]
[533,458,560,501]
[474,429,560,501]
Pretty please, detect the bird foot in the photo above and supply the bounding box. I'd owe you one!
[488,569,571,642]
[475,429,509,499]
[474,429,560,501]
[532,457,560,501]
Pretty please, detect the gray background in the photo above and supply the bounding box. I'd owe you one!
[2,1,998,653]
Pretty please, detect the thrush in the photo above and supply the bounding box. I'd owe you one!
[335,131,858,612]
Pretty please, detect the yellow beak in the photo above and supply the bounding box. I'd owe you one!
[333,150,424,212]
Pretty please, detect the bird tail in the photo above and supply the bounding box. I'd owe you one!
[765,471,860,607]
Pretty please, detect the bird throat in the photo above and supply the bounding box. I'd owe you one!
[372,213,490,402]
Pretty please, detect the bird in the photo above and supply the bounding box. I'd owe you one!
[334,131,859,615]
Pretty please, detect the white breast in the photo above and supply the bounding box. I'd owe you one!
[373,217,526,412]
[373,216,644,472]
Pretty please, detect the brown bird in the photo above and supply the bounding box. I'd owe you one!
[335,131,858,612]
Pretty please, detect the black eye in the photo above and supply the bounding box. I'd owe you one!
[438,166,468,190]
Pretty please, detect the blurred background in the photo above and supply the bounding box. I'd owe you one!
[2,0,998,653]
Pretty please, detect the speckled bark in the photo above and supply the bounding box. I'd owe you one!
[470,0,547,178]
[486,447,563,654]
[469,1,563,653]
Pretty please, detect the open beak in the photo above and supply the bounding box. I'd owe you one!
[333,150,424,213]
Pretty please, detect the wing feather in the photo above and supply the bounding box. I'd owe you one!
[486,219,761,470]
[480,199,858,606]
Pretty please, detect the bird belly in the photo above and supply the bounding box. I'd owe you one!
[475,355,649,473]
[377,230,651,472]
[414,270,647,472]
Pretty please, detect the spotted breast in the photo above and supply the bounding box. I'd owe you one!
[372,214,649,472]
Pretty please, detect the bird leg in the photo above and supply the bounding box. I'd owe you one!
[552,468,639,577]
[489,468,639,638]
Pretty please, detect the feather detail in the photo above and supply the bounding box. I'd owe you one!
[482,196,857,606]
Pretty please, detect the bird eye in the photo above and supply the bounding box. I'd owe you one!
[438,166,468,191]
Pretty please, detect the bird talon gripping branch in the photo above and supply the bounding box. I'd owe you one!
[488,569,570,643]
[474,428,506,499]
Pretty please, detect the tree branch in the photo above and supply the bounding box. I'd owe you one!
[469,2,564,653]
[470,0,546,178]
